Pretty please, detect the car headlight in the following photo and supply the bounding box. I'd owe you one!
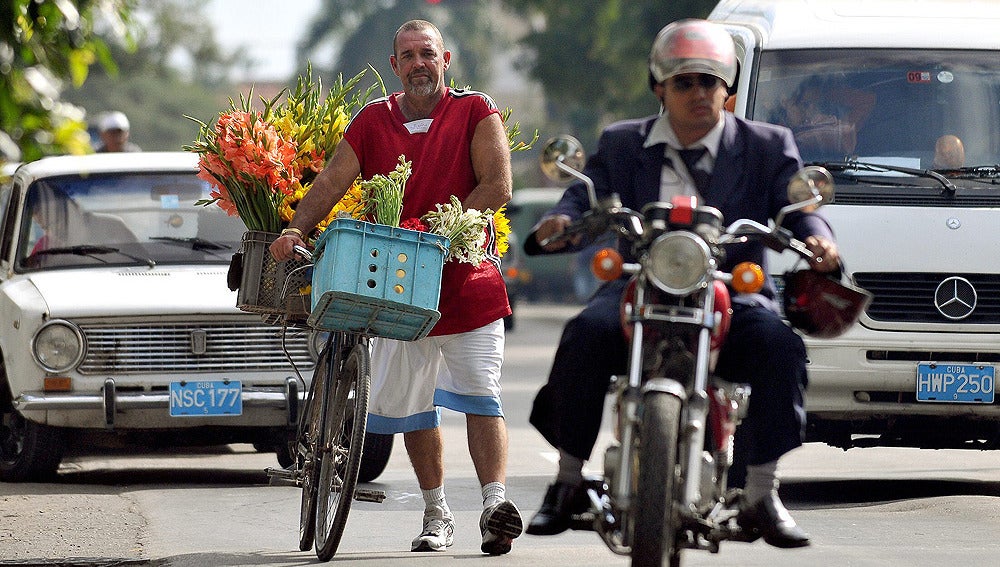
[32,320,85,373]
[645,232,712,295]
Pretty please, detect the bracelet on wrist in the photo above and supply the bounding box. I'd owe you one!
[280,227,304,239]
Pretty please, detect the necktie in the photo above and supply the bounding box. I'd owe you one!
[677,147,711,194]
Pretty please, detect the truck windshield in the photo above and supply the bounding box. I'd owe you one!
[749,49,1000,171]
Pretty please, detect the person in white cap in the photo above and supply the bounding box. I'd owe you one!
[95,111,141,153]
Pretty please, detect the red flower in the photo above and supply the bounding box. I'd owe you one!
[401,217,429,232]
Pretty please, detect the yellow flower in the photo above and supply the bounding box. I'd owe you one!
[493,206,511,257]
[185,63,374,236]
[330,180,367,220]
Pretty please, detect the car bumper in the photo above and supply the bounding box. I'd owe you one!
[14,376,305,429]
[804,327,1000,421]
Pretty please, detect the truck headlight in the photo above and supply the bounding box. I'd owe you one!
[32,320,85,373]
[646,232,712,295]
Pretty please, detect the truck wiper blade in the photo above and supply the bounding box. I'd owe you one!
[945,165,1000,179]
[33,245,157,268]
[149,236,231,251]
[809,160,958,196]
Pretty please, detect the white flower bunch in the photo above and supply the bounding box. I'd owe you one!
[422,195,492,264]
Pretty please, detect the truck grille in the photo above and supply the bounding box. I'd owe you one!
[853,273,1000,324]
[78,322,315,374]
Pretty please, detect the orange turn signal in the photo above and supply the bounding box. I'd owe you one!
[731,262,765,294]
[591,248,623,281]
[43,377,72,392]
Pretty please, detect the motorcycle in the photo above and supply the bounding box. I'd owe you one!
[533,136,871,567]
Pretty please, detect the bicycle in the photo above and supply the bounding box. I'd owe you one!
[261,220,448,561]
[264,246,385,561]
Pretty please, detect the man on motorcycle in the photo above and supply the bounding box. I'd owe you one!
[523,19,840,549]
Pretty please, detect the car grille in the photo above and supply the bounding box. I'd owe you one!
[78,322,315,374]
[832,193,1000,207]
[853,272,1000,324]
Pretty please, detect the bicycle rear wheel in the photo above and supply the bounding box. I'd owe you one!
[314,341,371,561]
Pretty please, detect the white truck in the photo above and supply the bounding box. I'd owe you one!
[710,0,1000,450]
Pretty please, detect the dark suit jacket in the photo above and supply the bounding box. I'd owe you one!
[527,112,835,298]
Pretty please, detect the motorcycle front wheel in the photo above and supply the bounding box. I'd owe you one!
[632,391,682,567]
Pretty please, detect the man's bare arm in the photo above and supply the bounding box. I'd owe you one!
[465,113,512,212]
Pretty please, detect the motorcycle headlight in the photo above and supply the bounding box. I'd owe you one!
[32,320,85,373]
[645,232,712,295]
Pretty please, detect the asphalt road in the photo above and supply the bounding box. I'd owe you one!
[2,303,1000,566]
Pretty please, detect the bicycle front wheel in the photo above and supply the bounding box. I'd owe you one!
[314,341,371,561]
[297,337,334,552]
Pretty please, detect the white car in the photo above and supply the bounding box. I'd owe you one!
[0,152,318,481]
[712,0,1000,450]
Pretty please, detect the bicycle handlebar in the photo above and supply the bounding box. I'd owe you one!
[293,245,313,261]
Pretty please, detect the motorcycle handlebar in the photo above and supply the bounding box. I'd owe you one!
[724,219,816,261]
[546,206,816,261]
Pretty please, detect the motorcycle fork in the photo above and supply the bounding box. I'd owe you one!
[616,289,717,513]
[679,289,715,509]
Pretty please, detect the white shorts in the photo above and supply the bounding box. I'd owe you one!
[366,319,505,434]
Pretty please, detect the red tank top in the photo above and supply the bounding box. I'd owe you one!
[344,88,510,335]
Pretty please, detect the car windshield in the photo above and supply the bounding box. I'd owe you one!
[17,172,246,271]
[749,49,1000,172]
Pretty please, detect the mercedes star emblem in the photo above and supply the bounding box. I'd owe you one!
[934,276,977,320]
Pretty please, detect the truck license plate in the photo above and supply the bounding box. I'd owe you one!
[916,363,995,403]
[169,380,243,416]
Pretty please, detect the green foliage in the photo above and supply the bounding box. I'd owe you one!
[500,0,717,148]
[299,0,503,101]
[0,0,136,161]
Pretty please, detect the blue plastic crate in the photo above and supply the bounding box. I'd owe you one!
[307,218,449,340]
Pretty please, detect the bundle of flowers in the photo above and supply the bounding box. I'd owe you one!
[331,155,512,264]
[359,156,412,228]
[184,65,375,234]
[422,195,493,264]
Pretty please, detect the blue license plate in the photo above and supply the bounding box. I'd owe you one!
[916,363,995,403]
[169,380,243,416]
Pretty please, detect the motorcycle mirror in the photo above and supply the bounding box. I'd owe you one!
[539,135,598,209]
[540,136,586,182]
[787,166,835,208]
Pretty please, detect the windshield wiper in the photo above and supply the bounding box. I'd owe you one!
[33,245,157,268]
[810,160,958,196]
[149,236,231,251]
[944,165,1000,181]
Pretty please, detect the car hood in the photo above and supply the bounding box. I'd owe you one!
[27,266,241,317]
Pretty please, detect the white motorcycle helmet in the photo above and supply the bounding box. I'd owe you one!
[648,19,738,89]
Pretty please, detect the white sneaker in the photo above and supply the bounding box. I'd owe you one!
[480,500,523,555]
[411,506,455,552]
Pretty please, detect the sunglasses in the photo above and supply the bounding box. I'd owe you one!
[669,74,723,92]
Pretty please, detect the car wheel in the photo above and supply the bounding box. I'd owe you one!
[0,411,64,482]
[275,436,295,469]
[358,432,394,483]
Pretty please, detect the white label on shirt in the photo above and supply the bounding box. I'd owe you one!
[404,119,433,134]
